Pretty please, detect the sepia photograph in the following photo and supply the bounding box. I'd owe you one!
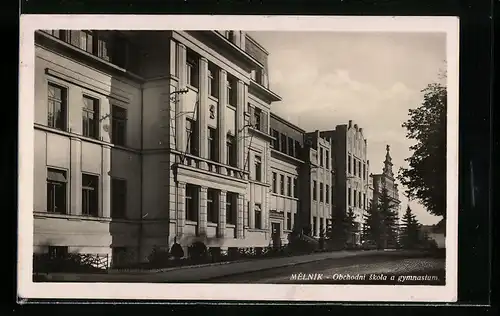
[18,15,459,302]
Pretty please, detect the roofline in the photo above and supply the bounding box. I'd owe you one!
[245,34,270,55]
[270,112,306,133]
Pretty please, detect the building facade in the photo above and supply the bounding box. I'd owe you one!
[321,120,371,245]
[33,30,285,266]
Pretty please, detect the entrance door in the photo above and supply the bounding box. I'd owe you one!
[271,222,281,248]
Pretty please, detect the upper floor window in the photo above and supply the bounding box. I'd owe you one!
[280,134,287,154]
[287,177,292,197]
[358,161,362,178]
[227,77,237,106]
[186,118,197,155]
[363,163,367,180]
[79,30,94,54]
[47,168,67,214]
[271,129,279,149]
[313,180,317,201]
[353,158,357,176]
[82,173,99,217]
[111,178,127,219]
[226,31,235,43]
[254,203,262,229]
[272,172,277,193]
[288,138,294,157]
[254,155,262,182]
[353,189,357,207]
[320,148,324,167]
[253,107,262,130]
[348,155,352,174]
[226,134,236,167]
[319,183,324,202]
[208,127,217,161]
[293,178,298,198]
[325,150,329,168]
[208,64,219,98]
[82,95,100,139]
[111,105,127,146]
[186,51,199,89]
[226,192,237,225]
[294,140,301,159]
[280,175,285,195]
[326,185,330,203]
[359,191,362,209]
[47,83,67,131]
[348,188,352,206]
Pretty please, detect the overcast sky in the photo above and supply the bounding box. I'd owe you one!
[249,31,446,225]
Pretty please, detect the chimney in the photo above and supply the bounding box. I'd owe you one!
[348,120,353,128]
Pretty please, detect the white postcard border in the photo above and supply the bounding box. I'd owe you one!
[18,15,459,302]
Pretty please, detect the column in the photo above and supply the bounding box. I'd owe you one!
[236,80,245,169]
[175,43,187,156]
[70,137,82,215]
[198,187,208,236]
[102,145,111,218]
[169,39,177,76]
[218,190,227,238]
[218,70,228,174]
[177,182,186,237]
[198,57,209,169]
[236,194,244,238]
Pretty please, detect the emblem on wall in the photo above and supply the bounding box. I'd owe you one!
[209,104,216,119]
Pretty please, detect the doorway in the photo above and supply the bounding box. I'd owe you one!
[271,222,281,248]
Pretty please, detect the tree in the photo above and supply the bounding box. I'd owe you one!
[329,205,357,248]
[398,78,447,220]
[362,201,383,248]
[378,186,400,249]
[399,205,422,249]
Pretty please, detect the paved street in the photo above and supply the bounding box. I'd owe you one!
[202,251,446,285]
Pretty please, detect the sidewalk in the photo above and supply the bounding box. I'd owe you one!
[40,250,400,283]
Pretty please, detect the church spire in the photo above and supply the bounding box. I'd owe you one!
[383,144,393,178]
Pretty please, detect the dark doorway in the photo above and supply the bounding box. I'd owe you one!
[271,222,281,248]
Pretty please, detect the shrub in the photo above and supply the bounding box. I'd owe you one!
[170,241,184,260]
[209,247,221,262]
[147,246,171,268]
[188,241,208,262]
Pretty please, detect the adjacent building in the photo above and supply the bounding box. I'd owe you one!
[321,120,371,245]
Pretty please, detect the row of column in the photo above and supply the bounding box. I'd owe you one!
[173,42,247,171]
[68,137,111,217]
[175,182,245,239]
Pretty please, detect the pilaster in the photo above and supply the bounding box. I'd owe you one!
[177,182,186,237]
[218,70,228,174]
[236,80,245,169]
[198,187,208,236]
[169,39,177,76]
[70,137,81,215]
[102,145,111,218]
[218,190,227,237]
[236,194,244,238]
[198,57,209,169]
[175,43,187,154]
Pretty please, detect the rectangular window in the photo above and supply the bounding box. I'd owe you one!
[254,203,262,229]
[293,178,298,198]
[227,77,237,106]
[313,180,317,201]
[186,119,197,155]
[186,51,199,88]
[272,172,277,193]
[295,140,301,159]
[348,155,352,174]
[288,138,294,157]
[111,178,127,219]
[280,134,287,154]
[111,105,127,146]
[47,83,67,131]
[271,129,279,149]
[359,191,362,209]
[253,107,262,130]
[82,173,99,217]
[325,150,329,169]
[207,189,218,223]
[320,148,324,167]
[348,188,352,206]
[319,183,324,202]
[185,184,197,221]
[287,212,292,230]
[363,193,367,209]
[354,189,357,207]
[320,218,324,235]
[313,216,317,236]
[353,158,357,176]
[287,176,292,197]
[79,30,94,54]
[82,95,100,139]
[280,175,285,195]
[46,168,67,214]
[363,163,367,180]
[226,192,236,224]
[254,155,262,182]
[226,135,236,167]
[208,64,219,98]
[326,185,330,203]
[208,127,217,161]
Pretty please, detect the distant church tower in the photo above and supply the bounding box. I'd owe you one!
[371,144,400,207]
